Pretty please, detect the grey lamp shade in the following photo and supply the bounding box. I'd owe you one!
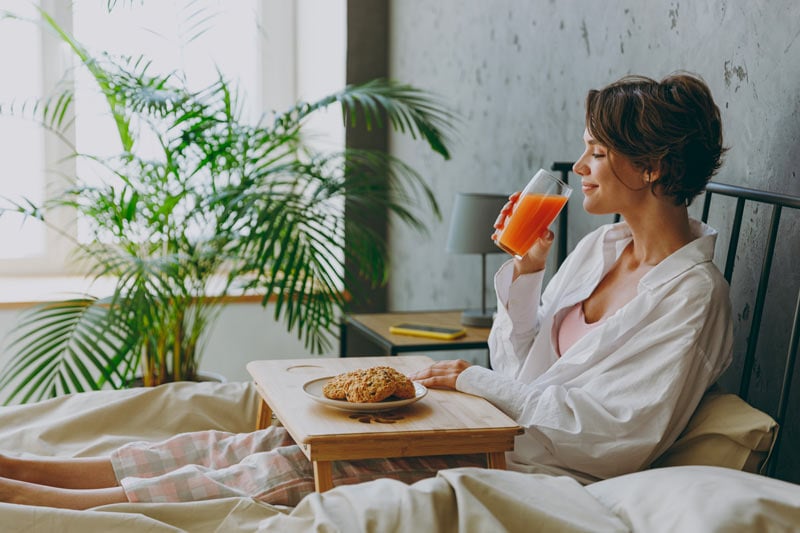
[446,193,508,254]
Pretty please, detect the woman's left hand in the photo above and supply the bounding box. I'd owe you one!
[407,359,472,390]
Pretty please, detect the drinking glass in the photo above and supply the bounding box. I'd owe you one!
[494,169,572,259]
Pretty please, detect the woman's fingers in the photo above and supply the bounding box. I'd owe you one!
[414,375,456,390]
[529,229,555,258]
[492,191,521,234]
[408,360,472,390]
[513,229,555,276]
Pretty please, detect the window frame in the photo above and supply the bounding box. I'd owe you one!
[0,0,345,278]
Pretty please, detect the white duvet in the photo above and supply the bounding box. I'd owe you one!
[0,381,797,532]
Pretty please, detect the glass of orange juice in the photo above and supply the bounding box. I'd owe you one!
[495,169,572,259]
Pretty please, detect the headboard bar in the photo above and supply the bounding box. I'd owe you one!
[701,188,712,220]
[721,198,745,283]
[705,181,800,208]
[551,163,572,267]
[770,289,800,476]
[742,205,783,398]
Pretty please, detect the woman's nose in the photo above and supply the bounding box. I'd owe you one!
[572,157,588,176]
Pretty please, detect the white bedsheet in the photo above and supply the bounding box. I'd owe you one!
[0,381,797,532]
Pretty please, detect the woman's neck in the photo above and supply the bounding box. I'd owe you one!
[621,202,694,267]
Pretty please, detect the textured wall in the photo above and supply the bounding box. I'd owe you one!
[386,1,800,481]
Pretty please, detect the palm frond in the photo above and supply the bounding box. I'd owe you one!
[178,0,220,45]
[105,1,145,11]
[276,78,457,160]
[0,298,134,404]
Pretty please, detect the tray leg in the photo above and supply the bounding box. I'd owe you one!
[255,399,272,430]
[313,460,334,492]
[486,451,507,469]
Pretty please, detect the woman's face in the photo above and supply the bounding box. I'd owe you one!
[572,129,648,216]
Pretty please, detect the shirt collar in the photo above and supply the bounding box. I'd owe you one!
[599,218,718,290]
[642,218,718,289]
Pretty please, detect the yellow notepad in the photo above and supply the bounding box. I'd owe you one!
[389,323,467,340]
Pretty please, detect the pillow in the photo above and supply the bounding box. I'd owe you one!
[587,466,800,532]
[651,389,778,474]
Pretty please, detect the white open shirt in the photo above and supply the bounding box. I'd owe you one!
[456,219,733,483]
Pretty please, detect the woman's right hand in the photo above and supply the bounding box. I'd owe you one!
[492,192,556,279]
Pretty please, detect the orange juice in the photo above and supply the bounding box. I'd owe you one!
[497,194,568,257]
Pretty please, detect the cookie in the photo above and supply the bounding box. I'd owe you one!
[321,373,351,400]
[345,367,397,403]
[375,366,416,399]
[322,366,417,403]
[322,368,370,400]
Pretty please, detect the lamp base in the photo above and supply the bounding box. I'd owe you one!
[460,309,496,328]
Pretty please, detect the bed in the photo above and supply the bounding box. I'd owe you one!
[0,381,798,532]
[0,178,798,532]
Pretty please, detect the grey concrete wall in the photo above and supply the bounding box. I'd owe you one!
[385,1,800,481]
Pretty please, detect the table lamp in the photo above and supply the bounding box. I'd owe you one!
[446,192,508,327]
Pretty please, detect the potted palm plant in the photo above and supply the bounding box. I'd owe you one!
[0,8,451,402]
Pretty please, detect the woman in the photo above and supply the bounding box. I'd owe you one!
[0,72,732,508]
[414,72,732,481]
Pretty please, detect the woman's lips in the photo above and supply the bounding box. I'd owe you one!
[581,182,598,193]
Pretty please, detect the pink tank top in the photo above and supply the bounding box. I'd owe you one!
[557,302,605,356]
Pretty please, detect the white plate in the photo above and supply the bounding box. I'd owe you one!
[302,376,427,412]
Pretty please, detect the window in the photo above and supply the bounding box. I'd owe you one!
[0,0,345,276]
[0,1,49,266]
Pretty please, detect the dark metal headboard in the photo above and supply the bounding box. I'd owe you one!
[551,162,575,268]
[550,162,800,479]
[699,182,800,478]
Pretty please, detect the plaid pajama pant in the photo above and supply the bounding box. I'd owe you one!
[110,426,485,507]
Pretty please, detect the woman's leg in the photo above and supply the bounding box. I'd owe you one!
[118,443,488,507]
[0,453,118,489]
[0,427,485,508]
[111,428,294,480]
[0,476,127,510]
[0,428,293,508]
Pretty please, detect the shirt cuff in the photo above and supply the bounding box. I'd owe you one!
[456,365,527,420]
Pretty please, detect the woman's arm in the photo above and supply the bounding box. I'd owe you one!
[488,263,546,376]
[489,223,610,378]
[459,266,733,479]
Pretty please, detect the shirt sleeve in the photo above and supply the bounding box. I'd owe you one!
[488,260,546,377]
[459,266,733,479]
[488,226,608,380]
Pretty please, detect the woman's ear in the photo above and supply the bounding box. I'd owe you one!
[644,161,663,183]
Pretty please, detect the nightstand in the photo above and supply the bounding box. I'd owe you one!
[340,310,491,358]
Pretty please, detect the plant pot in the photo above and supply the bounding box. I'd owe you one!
[128,370,227,388]
[195,370,227,383]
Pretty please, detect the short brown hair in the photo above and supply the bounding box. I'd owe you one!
[585,72,727,205]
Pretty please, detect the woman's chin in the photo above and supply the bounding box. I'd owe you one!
[582,200,616,217]
[582,199,601,214]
